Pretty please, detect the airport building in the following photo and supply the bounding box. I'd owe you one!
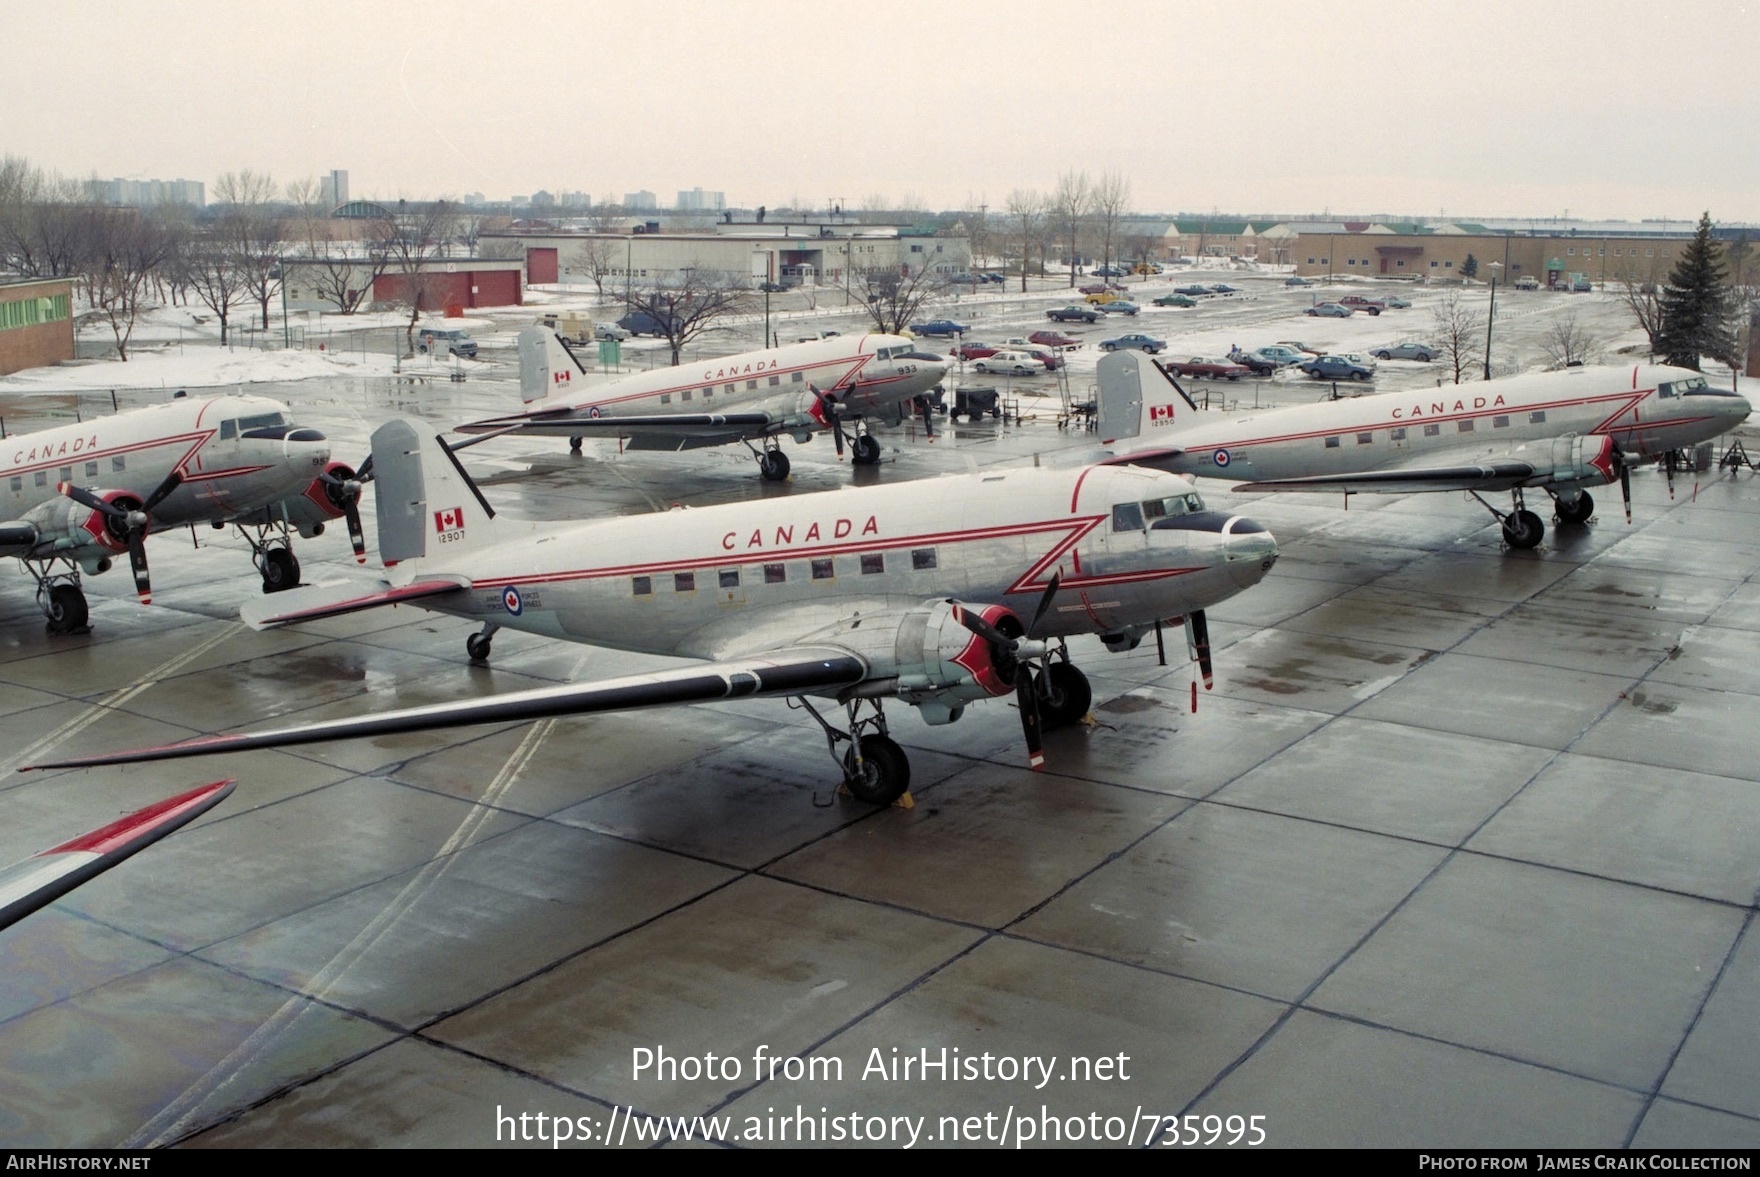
[0,278,75,375]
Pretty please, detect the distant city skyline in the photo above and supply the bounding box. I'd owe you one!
[5,0,1756,224]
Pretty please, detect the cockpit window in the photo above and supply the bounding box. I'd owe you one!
[1142,493,1205,520]
[239,412,286,431]
[1678,376,1709,394]
[1112,503,1144,532]
[1657,382,1675,399]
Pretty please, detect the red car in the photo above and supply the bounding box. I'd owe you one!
[951,341,1001,361]
[1166,355,1250,380]
[1337,295,1386,315]
[1028,330,1080,351]
[1077,282,1129,295]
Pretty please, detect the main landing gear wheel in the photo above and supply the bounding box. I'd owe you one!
[1501,509,1545,549]
[569,435,583,453]
[851,434,882,465]
[1040,662,1092,729]
[466,633,493,662]
[758,449,790,481]
[46,584,89,635]
[1555,492,1594,525]
[261,547,300,593]
[842,734,910,804]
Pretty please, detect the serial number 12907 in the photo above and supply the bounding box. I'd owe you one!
[1155,1114,1265,1146]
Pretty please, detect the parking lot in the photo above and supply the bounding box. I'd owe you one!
[2,270,1758,1148]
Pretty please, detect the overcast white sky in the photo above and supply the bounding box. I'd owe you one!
[6,0,1756,223]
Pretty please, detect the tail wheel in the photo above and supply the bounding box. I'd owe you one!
[842,735,910,804]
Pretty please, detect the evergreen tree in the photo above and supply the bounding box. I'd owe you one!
[1657,211,1735,371]
[1460,253,1479,280]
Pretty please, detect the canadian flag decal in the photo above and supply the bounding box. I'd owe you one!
[435,507,465,533]
[1149,404,1175,422]
[553,370,571,385]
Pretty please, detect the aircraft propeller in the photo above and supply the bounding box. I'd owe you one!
[952,573,1062,769]
[317,459,374,562]
[1186,609,1213,711]
[812,386,849,458]
[60,470,184,603]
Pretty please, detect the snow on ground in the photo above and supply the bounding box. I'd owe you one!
[0,341,412,394]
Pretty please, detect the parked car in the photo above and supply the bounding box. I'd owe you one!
[1571,278,1594,292]
[973,350,1046,376]
[1094,265,1131,278]
[594,323,632,342]
[1098,333,1166,354]
[948,273,979,285]
[416,327,478,358]
[1047,305,1102,323]
[1228,348,1277,376]
[1514,275,1541,291]
[1153,293,1197,307]
[1284,276,1313,287]
[1028,330,1080,350]
[977,272,1006,284]
[1373,342,1438,362]
[909,319,971,336]
[757,280,788,292]
[1337,296,1385,315]
[999,338,1064,368]
[1166,355,1250,380]
[1380,295,1413,309]
[617,311,681,337]
[1098,301,1141,316]
[1277,340,1323,355]
[1210,283,1241,296]
[1130,261,1164,275]
[1174,284,1213,297]
[1246,344,1308,368]
[1304,303,1355,318]
[951,341,1001,361]
[1299,355,1375,381]
[1084,291,1131,306]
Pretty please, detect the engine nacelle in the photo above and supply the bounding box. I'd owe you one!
[68,489,142,554]
[885,600,1021,706]
[1539,434,1618,486]
[277,461,360,539]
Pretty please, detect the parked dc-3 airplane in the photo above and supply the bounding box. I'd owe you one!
[456,328,949,481]
[1097,352,1751,549]
[0,780,233,931]
[27,421,1280,804]
[0,394,365,632]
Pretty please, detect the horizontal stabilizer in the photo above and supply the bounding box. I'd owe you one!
[239,576,471,630]
[23,649,871,770]
[457,411,776,436]
[0,780,234,930]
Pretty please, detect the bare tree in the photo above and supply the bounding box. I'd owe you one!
[1430,290,1485,385]
[569,238,620,297]
[618,265,751,365]
[847,264,948,335]
[961,194,990,270]
[384,200,461,349]
[1091,171,1131,274]
[1004,189,1048,292]
[1050,170,1091,287]
[1540,309,1602,369]
[214,171,284,330]
[180,223,247,344]
[1621,276,1666,357]
[80,207,170,361]
[0,157,90,278]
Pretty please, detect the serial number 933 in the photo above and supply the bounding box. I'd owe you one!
[1157,1113,1265,1146]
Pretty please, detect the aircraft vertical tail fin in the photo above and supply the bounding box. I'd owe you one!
[1096,351,1196,443]
[518,326,587,405]
[371,420,501,566]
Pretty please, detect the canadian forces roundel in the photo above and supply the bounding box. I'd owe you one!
[502,586,523,616]
[1213,448,1232,467]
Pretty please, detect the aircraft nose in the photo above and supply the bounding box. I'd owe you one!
[1224,516,1279,588]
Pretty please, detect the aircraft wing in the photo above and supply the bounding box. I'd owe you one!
[1232,436,1618,495]
[0,780,234,930]
[23,649,870,771]
[456,411,777,437]
[0,522,40,560]
[238,576,472,631]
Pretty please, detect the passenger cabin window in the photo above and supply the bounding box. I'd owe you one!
[1112,503,1144,532]
[1390,427,1407,441]
[790,372,803,382]
[1423,424,1440,437]
[912,548,938,570]
[1494,415,1510,428]
[860,553,884,574]
[681,389,692,402]
[1324,436,1341,448]
[34,472,47,488]
[746,380,758,391]
[8,476,19,492]
[85,461,98,477]
[724,384,735,396]
[1356,433,1373,445]
[660,393,672,405]
[674,572,695,592]
[811,558,835,580]
[112,456,125,473]
[718,570,739,589]
[703,387,713,400]
[1530,411,1546,424]
[1458,420,1475,433]
[764,563,786,584]
[768,375,780,387]
[58,466,71,482]
[631,576,652,596]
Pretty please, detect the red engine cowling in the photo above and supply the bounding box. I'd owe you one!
[301,461,359,521]
[75,490,144,554]
[886,600,1022,702]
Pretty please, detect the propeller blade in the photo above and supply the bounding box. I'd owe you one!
[950,601,1012,649]
[1016,671,1045,770]
[59,482,126,519]
[1620,460,1632,524]
[918,395,935,441]
[127,530,151,603]
[1187,609,1214,691]
[1026,572,1062,639]
[344,498,366,563]
[356,454,374,483]
[141,470,183,514]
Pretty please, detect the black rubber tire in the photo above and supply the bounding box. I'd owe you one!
[1040,663,1093,729]
[1502,509,1545,549]
[46,584,88,634]
[262,547,300,593]
[843,735,910,804]
[466,633,493,662]
[758,450,790,481]
[852,435,882,465]
[1555,493,1594,525]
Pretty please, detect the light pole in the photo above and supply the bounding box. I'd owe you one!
[1484,262,1502,381]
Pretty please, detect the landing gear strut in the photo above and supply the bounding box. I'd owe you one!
[793,696,911,804]
[27,562,90,635]
[1470,489,1545,550]
[466,622,499,663]
[240,519,302,593]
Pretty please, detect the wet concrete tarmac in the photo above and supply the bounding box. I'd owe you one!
[0,361,1757,1149]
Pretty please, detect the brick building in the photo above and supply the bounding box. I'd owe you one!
[0,278,75,375]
